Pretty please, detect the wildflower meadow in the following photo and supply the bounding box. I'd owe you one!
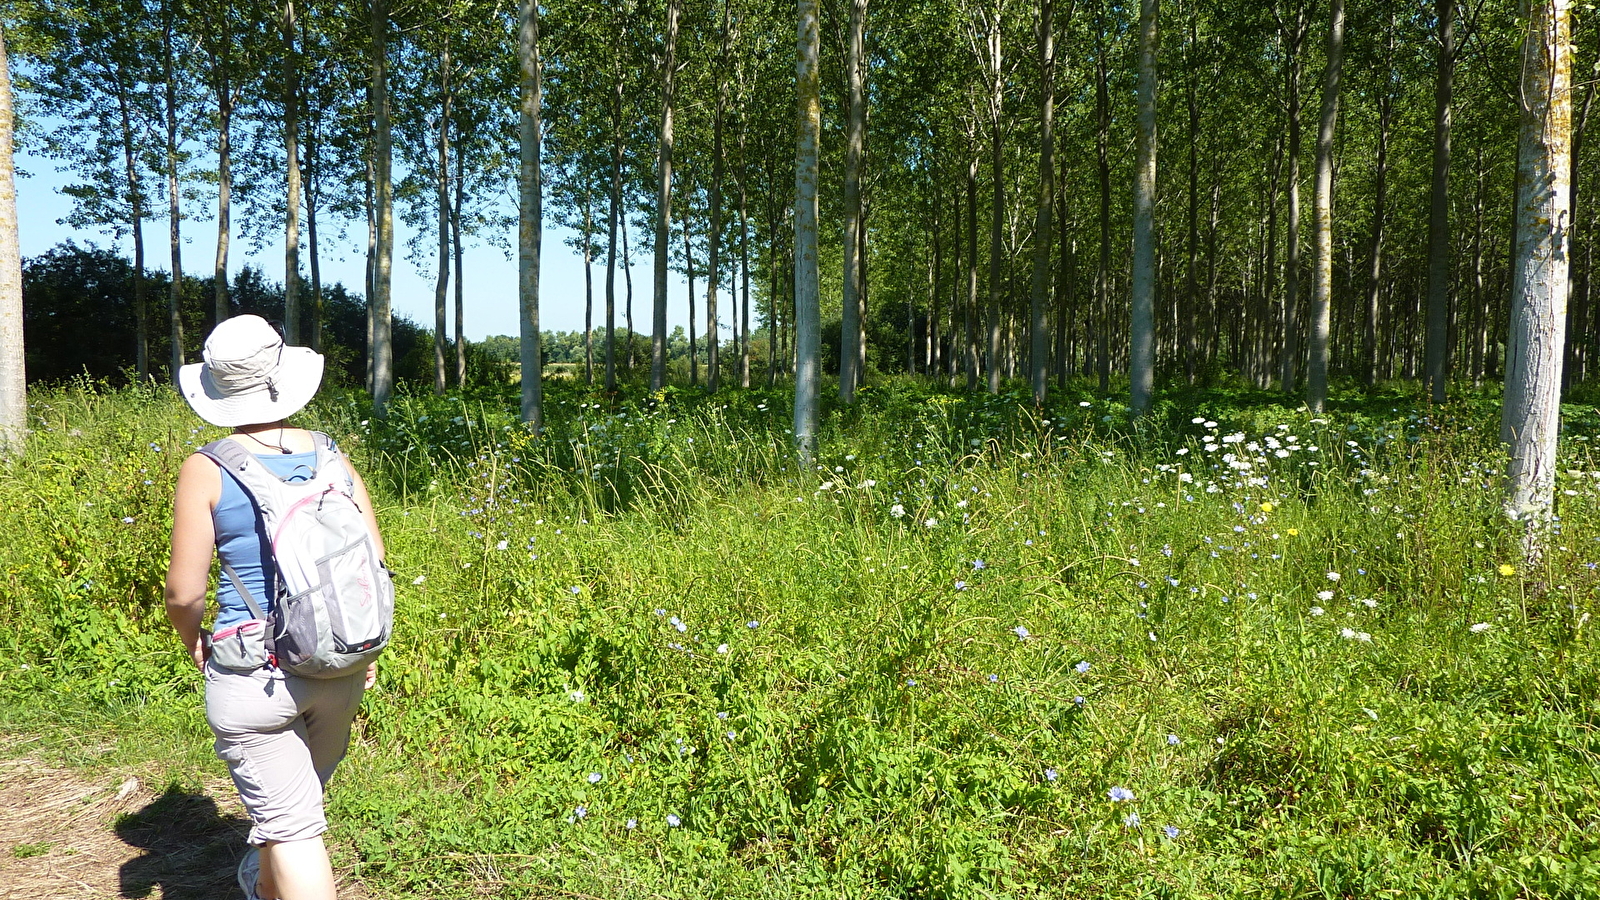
[3,377,1599,898]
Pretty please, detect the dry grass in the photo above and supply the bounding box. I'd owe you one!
[0,754,369,899]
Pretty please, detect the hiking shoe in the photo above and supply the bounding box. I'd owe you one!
[237,847,264,900]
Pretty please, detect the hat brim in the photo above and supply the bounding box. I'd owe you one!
[178,347,325,428]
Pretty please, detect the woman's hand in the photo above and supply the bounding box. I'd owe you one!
[190,638,209,672]
[365,663,378,690]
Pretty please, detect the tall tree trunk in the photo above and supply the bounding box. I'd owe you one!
[766,195,780,385]
[301,12,322,353]
[116,82,149,381]
[1424,0,1455,403]
[707,0,731,392]
[307,142,323,352]
[684,202,698,386]
[283,0,302,346]
[940,176,953,379]
[1306,0,1343,413]
[517,0,542,427]
[1094,22,1111,392]
[1184,13,1199,385]
[364,150,375,393]
[931,181,942,377]
[1029,0,1055,404]
[0,26,22,456]
[452,133,465,386]
[370,0,394,412]
[434,40,451,395]
[985,8,1004,395]
[839,0,868,401]
[606,118,621,391]
[623,214,635,372]
[1366,79,1392,388]
[794,0,822,460]
[738,129,752,388]
[1502,0,1572,563]
[652,0,680,391]
[1129,0,1158,415]
[1206,169,1221,374]
[966,143,980,390]
[583,193,594,385]
[1472,147,1486,384]
[163,2,185,379]
[213,64,232,326]
[1280,10,1305,392]
[858,189,868,380]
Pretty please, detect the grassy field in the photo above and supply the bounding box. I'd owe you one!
[3,376,1600,899]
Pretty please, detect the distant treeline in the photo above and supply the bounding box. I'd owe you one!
[22,243,432,387]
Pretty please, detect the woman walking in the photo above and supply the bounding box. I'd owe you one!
[164,315,385,900]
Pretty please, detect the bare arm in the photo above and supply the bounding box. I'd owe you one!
[165,453,221,671]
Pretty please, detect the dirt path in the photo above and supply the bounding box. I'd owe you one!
[0,755,367,899]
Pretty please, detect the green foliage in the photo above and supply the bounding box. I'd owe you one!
[20,243,428,388]
[4,380,1600,898]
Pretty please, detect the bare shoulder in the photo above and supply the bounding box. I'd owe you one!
[176,452,223,505]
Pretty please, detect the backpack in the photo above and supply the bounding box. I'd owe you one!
[200,432,394,679]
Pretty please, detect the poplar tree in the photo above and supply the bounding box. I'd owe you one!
[0,23,23,456]
[1502,0,1572,563]
[1129,0,1157,416]
[1305,0,1342,413]
[370,0,394,412]
[793,0,820,460]
[517,0,543,428]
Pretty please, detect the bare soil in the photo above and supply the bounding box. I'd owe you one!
[0,754,367,899]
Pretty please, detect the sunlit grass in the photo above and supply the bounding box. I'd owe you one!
[3,377,1599,898]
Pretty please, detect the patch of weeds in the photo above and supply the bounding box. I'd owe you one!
[11,841,52,859]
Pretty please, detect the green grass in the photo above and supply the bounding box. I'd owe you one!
[3,376,1600,898]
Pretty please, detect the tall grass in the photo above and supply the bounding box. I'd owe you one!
[3,377,1599,898]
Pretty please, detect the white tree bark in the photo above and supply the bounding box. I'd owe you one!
[282,0,301,347]
[163,2,185,379]
[984,7,1003,396]
[1280,12,1305,393]
[651,0,679,392]
[518,0,543,428]
[1029,0,1055,404]
[1424,0,1454,403]
[1129,0,1158,415]
[211,22,233,327]
[1306,0,1343,413]
[793,0,821,461]
[370,0,394,413]
[1502,0,1572,563]
[839,0,867,403]
[0,26,24,457]
[706,0,731,393]
[434,40,452,396]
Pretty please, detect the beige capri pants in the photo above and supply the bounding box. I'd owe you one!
[204,661,366,846]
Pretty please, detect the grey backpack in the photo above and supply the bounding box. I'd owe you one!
[201,433,394,678]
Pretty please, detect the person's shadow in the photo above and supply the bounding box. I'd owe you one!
[115,785,251,899]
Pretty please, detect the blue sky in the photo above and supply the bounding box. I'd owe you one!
[15,141,705,342]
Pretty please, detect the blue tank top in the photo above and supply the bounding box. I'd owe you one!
[212,450,321,629]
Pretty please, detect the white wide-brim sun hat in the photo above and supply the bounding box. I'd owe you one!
[178,315,325,428]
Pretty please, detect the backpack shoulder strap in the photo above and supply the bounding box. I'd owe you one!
[197,438,255,482]
[310,431,355,486]
[196,440,273,624]
[199,437,299,505]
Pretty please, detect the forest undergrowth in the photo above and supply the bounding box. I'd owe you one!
[3,375,1600,899]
